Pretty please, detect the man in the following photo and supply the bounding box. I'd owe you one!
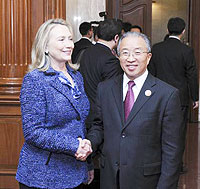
[72,22,93,64]
[80,18,123,130]
[87,32,184,188]
[130,25,143,33]
[148,17,199,173]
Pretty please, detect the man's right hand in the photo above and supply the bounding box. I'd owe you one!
[75,138,92,161]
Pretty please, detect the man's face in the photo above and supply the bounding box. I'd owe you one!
[88,28,94,39]
[119,36,152,80]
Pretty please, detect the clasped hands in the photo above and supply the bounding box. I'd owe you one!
[75,138,92,161]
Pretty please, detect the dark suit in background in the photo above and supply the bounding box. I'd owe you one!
[79,19,123,130]
[148,36,199,173]
[72,21,93,65]
[80,43,122,128]
[72,38,93,64]
[148,37,199,108]
[148,17,199,174]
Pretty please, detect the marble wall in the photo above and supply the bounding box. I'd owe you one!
[152,0,188,45]
[66,0,106,42]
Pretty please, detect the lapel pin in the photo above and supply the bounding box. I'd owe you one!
[145,90,152,97]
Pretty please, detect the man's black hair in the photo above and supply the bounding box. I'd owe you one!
[167,17,186,36]
[97,19,122,41]
[122,22,132,32]
[79,22,92,36]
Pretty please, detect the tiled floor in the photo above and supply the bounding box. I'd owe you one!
[178,122,200,189]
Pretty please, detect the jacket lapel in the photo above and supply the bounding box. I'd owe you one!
[49,76,82,114]
[42,63,83,116]
[111,75,125,124]
[124,73,156,127]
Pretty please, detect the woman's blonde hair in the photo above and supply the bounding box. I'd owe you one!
[29,18,73,72]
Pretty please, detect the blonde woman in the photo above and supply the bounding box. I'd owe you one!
[16,18,93,189]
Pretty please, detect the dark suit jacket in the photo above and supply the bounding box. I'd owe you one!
[80,43,123,126]
[148,38,199,106]
[87,73,184,189]
[72,38,93,64]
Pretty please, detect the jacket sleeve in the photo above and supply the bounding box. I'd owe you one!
[184,48,199,102]
[20,73,79,156]
[157,89,184,188]
[87,82,104,152]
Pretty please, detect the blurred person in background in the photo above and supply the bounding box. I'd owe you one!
[72,22,93,67]
[148,17,199,174]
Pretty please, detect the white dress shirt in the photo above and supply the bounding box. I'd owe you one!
[82,36,91,41]
[123,70,148,102]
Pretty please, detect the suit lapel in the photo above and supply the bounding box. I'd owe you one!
[124,74,156,127]
[49,76,81,114]
[111,75,125,124]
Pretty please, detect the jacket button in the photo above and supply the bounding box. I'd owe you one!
[122,133,126,138]
[76,115,81,121]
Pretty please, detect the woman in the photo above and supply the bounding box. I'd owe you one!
[16,18,93,189]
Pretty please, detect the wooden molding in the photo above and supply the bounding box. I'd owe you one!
[0,1,66,187]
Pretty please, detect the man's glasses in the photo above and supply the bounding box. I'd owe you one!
[120,49,149,58]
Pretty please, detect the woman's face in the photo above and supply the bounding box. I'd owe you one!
[47,24,74,64]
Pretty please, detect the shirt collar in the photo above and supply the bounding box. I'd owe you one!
[169,35,180,40]
[82,36,91,41]
[123,70,148,87]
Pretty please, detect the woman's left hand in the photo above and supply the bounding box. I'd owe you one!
[87,169,94,185]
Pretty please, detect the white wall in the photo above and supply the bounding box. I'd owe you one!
[66,0,106,42]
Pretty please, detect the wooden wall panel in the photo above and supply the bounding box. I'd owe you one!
[0,176,19,189]
[0,118,22,189]
[106,0,152,37]
[31,0,66,46]
[0,0,66,188]
[0,0,30,77]
[120,5,146,30]
[106,0,117,19]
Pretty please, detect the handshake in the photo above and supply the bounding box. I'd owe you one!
[75,138,92,161]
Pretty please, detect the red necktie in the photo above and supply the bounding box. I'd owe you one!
[124,81,135,121]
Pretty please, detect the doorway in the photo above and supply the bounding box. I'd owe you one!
[152,0,190,45]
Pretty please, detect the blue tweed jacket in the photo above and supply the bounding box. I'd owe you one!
[16,65,90,189]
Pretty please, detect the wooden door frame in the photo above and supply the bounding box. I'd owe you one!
[188,0,200,122]
[106,0,152,38]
